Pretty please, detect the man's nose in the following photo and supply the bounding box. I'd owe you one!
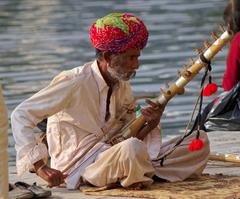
[132,60,139,70]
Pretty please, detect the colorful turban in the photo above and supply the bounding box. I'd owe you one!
[89,13,149,53]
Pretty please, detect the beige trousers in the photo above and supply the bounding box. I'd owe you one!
[83,131,210,187]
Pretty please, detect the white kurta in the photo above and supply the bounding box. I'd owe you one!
[11,60,161,188]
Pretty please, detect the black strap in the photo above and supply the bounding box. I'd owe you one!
[200,53,212,83]
[197,54,212,131]
[200,54,210,65]
[105,87,112,121]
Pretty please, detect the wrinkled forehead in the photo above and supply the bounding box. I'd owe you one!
[112,48,141,57]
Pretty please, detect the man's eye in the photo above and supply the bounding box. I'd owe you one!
[131,56,136,59]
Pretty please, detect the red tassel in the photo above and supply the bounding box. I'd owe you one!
[203,83,218,96]
[189,139,204,152]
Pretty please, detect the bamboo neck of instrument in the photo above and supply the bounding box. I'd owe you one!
[122,115,146,138]
[158,31,232,105]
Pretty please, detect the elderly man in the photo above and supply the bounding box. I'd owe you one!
[11,13,210,189]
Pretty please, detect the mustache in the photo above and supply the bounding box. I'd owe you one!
[107,65,136,81]
[128,71,136,79]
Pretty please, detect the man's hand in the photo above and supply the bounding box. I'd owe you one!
[141,99,165,130]
[34,160,67,187]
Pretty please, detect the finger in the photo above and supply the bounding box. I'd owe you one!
[141,110,153,121]
[51,169,64,178]
[49,176,59,186]
[145,99,160,109]
[56,171,66,184]
[142,107,157,116]
[55,177,62,186]
[146,99,166,112]
[47,183,54,188]
[40,167,63,187]
[142,108,162,122]
[48,170,62,186]
[146,105,164,115]
[58,173,66,184]
[56,172,65,185]
[141,109,153,117]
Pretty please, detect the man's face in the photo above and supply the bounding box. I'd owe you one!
[107,48,141,81]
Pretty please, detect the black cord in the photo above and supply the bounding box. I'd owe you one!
[156,54,211,166]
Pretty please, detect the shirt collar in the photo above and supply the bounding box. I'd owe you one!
[91,60,108,92]
[91,60,120,92]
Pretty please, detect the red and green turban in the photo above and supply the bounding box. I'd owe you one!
[89,13,149,53]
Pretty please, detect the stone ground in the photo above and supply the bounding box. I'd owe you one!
[8,131,240,199]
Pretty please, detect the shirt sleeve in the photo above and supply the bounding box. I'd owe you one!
[222,34,240,91]
[11,70,79,175]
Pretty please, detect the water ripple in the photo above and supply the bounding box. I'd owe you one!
[0,0,228,158]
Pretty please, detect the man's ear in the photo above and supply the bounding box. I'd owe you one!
[102,51,112,64]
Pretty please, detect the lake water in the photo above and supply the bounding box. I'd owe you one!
[0,0,228,164]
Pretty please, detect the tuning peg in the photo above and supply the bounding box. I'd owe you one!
[182,64,189,75]
[160,88,166,95]
[211,32,219,41]
[164,80,169,89]
[160,87,172,96]
[219,25,225,33]
[204,40,211,49]
[195,48,203,55]
[177,70,181,77]
[182,66,192,78]
[183,64,188,70]
[189,57,195,65]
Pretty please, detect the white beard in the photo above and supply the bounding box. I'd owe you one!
[107,66,136,81]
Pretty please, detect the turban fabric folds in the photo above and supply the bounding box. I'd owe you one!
[90,13,149,53]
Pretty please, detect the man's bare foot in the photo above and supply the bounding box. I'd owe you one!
[82,183,119,192]
[126,182,149,190]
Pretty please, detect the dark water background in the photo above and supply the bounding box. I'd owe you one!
[0,0,228,165]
